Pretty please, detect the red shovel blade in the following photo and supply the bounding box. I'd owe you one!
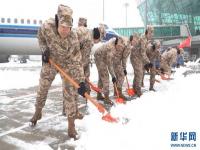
[102,113,118,123]
[126,88,135,96]
[115,97,125,104]
[160,74,170,80]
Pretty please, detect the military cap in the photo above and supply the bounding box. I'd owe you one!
[132,33,140,39]
[98,23,106,38]
[57,4,73,27]
[78,17,87,27]
[147,25,154,33]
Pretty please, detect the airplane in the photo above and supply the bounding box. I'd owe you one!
[0,17,119,63]
[0,17,41,55]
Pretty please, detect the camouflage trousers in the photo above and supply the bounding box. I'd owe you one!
[113,60,125,88]
[35,63,80,118]
[130,55,144,95]
[149,67,157,88]
[160,59,171,76]
[142,66,157,89]
[95,58,110,96]
[83,64,91,93]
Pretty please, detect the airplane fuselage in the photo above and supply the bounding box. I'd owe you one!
[0,24,41,55]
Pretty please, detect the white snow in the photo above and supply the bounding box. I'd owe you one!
[0,61,200,150]
[0,61,61,90]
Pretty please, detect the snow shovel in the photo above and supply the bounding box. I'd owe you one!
[125,75,135,96]
[160,73,170,80]
[113,83,125,104]
[154,68,169,80]
[86,78,102,93]
[49,59,118,123]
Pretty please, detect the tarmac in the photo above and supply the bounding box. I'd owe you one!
[0,66,88,150]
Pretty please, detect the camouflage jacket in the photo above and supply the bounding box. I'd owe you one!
[37,18,85,82]
[74,26,93,67]
[130,35,150,64]
[94,38,116,77]
[161,48,177,66]
[146,43,161,63]
[113,38,131,69]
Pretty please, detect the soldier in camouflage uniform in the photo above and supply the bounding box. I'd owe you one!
[78,17,87,27]
[145,40,161,91]
[94,37,125,105]
[160,47,184,76]
[113,37,131,100]
[30,4,87,139]
[130,26,154,97]
[75,18,93,94]
[98,23,106,41]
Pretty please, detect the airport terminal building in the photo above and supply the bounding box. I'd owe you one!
[115,0,200,60]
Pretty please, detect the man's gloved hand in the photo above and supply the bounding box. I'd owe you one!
[171,70,176,73]
[124,69,127,76]
[176,63,180,68]
[78,82,87,97]
[42,50,50,63]
[160,68,164,74]
[144,63,153,72]
[80,43,84,50]
[112,77,117,83]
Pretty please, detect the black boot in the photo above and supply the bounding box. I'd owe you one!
[104,94,114,105]
[134,86,142,97]
[113,85,117,96]
[62,101,66,116]
[118,87,128,101]
[68,116,78,140]
[149,86,156,91]
[97,93,105,101]
[30,107,42,126]
[149,83,156,91]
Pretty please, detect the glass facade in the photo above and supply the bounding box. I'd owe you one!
[114,25,180,38]
[137,0,200,36]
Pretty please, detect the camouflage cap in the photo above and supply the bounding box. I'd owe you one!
[98,23,106,38]
[122,36,129,45]
[57,4,73,27]
[78,17,87,26]
[132,33,140,39]
[147,25,154,33]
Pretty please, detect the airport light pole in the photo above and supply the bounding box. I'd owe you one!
[145,0,148,29]
[103,0,105,21]
[124,2,129,27]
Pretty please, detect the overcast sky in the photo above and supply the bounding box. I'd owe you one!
[0,0,144,28]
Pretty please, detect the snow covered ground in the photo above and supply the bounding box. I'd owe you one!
[0,60,199,150]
